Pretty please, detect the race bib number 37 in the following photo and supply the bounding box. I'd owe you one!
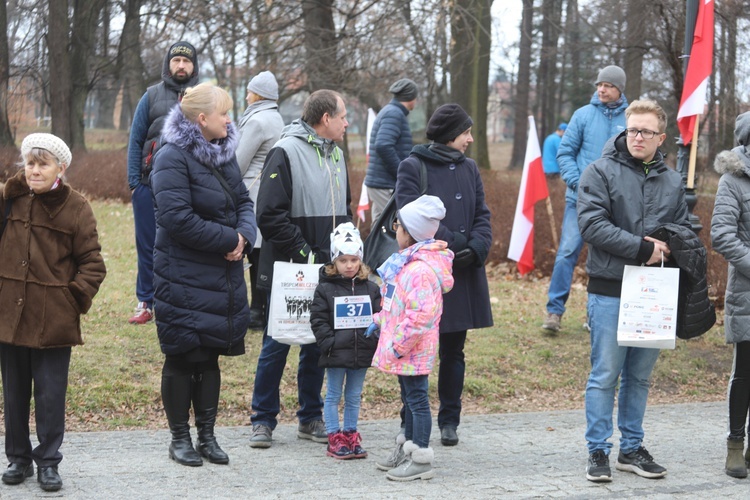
[334,295,373,329]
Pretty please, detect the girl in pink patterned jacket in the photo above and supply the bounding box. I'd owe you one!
[369,195,454,481]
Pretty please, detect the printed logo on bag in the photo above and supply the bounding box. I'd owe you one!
[296,270,304,282]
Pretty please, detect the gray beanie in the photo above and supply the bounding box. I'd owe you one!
[389,78,418,102]
[398,195,446,242]
[247,71,279,100]
[595,65,626,93]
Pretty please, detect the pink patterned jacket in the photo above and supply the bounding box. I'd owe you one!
[371,240,454,375]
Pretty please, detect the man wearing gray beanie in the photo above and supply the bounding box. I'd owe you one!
[364,78,419,226]
[542,65,628,334]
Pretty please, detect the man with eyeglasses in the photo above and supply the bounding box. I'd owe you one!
[542,66,628,334]
[577,99,689,483]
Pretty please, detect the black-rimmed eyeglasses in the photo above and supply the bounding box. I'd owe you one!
[626,128,659,140]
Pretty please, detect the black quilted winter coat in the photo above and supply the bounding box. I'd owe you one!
[660,223,716,339]
[310,266,381,369]
[150,106,257,356]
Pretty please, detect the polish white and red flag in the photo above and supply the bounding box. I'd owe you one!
[508,116,549,275]
[357,108,377,223]
[677,0,714,144]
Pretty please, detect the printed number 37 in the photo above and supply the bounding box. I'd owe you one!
[346,304,364,316]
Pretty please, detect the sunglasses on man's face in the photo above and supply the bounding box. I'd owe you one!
[392,221,402,232]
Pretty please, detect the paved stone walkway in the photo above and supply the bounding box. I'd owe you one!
[0,401,746,498]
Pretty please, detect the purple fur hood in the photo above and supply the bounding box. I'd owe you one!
[161,105,238,169]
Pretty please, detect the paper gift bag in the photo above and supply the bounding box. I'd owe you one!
[617,264,679,350]
[267,261,322,345]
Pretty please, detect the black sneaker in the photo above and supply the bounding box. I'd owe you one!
[586,450,612,482]
[615,446,667,478]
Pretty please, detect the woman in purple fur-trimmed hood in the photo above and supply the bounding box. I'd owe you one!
[150,83,257,467]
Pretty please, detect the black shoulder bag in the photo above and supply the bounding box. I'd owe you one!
[363,159,428,270]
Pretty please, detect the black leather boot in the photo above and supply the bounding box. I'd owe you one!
[193,370,229,464]
[162,373,203,467]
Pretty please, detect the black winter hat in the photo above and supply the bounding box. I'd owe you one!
[425,103,473,144]
[168,41,197,65]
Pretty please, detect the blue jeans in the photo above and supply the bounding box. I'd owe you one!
[250,329,324,429]
[324,367,368,434]
[399,375,431,448]
[546,200,584,315]
[132,183,155,307]
[585,294,661,454]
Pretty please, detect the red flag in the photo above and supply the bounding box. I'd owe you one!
[508,116,549,275]
[677,0,714,144]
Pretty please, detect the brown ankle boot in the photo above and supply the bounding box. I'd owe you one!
[726,438,748,478]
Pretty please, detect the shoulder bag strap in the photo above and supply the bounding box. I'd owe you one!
[418,158,428,195]
[208,166,239,208]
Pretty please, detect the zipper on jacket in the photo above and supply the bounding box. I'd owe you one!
[226,263,234,352]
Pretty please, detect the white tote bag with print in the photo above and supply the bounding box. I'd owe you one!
[617,264,679,350]
[267,260,322,345]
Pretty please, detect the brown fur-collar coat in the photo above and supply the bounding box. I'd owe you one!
[0,170,106,348]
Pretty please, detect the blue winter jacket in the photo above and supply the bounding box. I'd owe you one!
[557,92,628,203]
[364,100,413,190]
[150,106,257,356]
[542,132,562,174]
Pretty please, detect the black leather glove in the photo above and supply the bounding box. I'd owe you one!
[450,231,468,252]
[453,247,478,269]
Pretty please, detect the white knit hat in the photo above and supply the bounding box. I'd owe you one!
[330,222,363,261]
[247,71,279,100]
[398,195,446,242]
[21,133,73,167]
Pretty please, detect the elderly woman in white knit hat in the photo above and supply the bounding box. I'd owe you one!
[0,133,106,492]
[236,71,285,331]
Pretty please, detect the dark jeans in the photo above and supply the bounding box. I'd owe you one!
[729,341,750,440]
[132,183,155,307]
[399,330,467,430]
[399,375,431,448]
[250,329,324,429]
[0,344,71,467]
[438,330,467,429]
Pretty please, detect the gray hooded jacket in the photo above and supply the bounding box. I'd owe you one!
[711,111,750,343]
[577,132,690,296]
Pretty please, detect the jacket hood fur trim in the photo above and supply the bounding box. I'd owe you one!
[4,170,72,218]
[714,148,750,177]
[161,106,238,169]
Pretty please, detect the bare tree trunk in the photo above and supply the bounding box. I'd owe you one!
[717,0,738,154]
[509,0,534,169]
[48,0,73,145]
[538,0,563,139]
[69,0,106,150]
[0,0,14,145]
[450,0,493,168]
[301,0,337,91]
[117,0,145,130]
[624,0,648,100]
[92,1,114,129]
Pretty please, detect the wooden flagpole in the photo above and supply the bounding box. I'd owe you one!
[545,196,558,249]
[687,115,700,189]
